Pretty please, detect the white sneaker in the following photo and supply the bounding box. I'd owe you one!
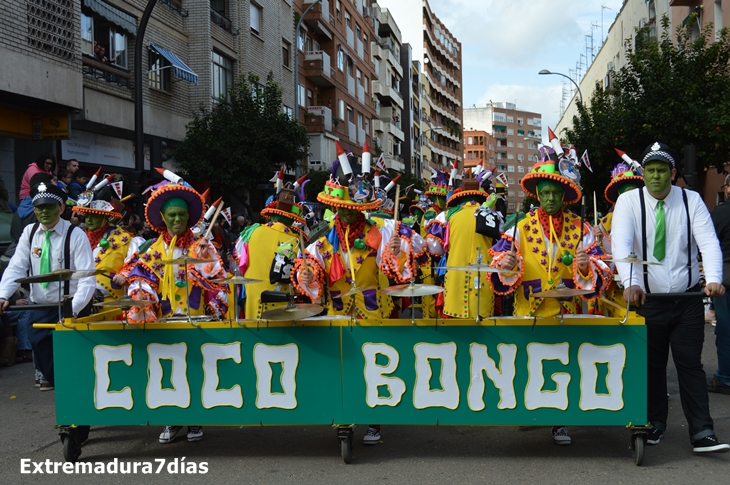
[187,426,203,442]
[159,426,182,444]
[552,426,572,445]
[363,426,381,445]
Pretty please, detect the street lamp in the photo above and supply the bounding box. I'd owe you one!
[538,69,583,104]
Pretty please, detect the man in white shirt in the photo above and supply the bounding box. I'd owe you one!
[612,141,729,453]
[0,181,95,390]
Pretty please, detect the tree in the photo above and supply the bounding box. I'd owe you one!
[565,15,730,211]
[174,72,309,199]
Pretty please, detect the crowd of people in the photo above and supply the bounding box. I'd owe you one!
[0,137,728,456]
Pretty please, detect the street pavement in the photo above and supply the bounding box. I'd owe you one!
[1,324,728,485]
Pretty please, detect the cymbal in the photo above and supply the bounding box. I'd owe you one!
[94,296,156,309]
[15,269,106,284]
[434,264,511,273]
[261,303,323,321]
[160,256,215,265]
[212,276,263,285]
[340,285,377,297]
[532,287,593,298]
[300,315,354,321]
[604,256,662,265]
[381,283,444,297]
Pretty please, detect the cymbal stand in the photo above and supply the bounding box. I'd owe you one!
[410,275,417,327]
[57,281,71,328]
[475,247,483,324]
[620,255,636,325]
[184,264,198,328]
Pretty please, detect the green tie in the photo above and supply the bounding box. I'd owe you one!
[653,201,666,261]
[40,230,53,289]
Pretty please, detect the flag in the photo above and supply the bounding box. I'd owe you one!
[221,207,232,225]
[496,172,509,187]
[375,153,388,172]
[110,181,123,199]
[581,150,593,172]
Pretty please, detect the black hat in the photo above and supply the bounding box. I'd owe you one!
[30,182,66,207]
[641,142,678,168]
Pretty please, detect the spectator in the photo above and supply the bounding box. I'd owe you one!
[57,169,72,193]
[64,159,79,175]
[709,174,730,395]
[0,173,11,213]
[68,170,88,201]
[11,173,54,243]
[19,153,56,200]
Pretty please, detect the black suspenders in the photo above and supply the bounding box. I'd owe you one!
[27,221,78,295]
[638,188,692,293]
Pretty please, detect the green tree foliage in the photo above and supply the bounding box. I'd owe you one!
[565,15,730,211]
[174,72,309,197]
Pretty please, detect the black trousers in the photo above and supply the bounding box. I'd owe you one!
[638,293,714,441]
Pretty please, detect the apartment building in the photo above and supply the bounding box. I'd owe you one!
[398,44,423,177]
[0,0,294,203]
[464,104,542,212]
[296,0,378,171]
[371,0,463,180]
[463,130,496,170]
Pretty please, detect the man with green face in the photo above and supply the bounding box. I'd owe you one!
[612,141,729,453]
[0,181,95,391]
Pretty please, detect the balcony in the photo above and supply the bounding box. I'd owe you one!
[302,51,335,87]
[373,82,404,109]
[82,55,130,87]
[356,39,364,60]
[379,118,404,142]
[346,27,355,49]
[358,127,366,145]
[376,7,402,42]
[356,83,365,104]
[305,106,332,133]
[382,45,403,77]
[348,121,357,142]
[371,43,382,60]
[210,9,238,34]
[303,0,334,33]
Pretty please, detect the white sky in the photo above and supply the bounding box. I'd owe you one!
[427,0,624,140]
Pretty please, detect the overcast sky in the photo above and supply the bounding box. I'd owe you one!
[427,0,624,140]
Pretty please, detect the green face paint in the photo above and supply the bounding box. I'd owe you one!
[643,161,673,198]
[161,206,190,236]
[34,203,61,226]
[537,184,564,215]
[85,213,107,231]
[337,207,359,225]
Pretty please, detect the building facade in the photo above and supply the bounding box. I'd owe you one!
[0,0,294,205]
[464,104,542,212]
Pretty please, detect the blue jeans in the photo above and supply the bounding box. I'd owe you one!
[6,310,33,351]
[712,293,730,386]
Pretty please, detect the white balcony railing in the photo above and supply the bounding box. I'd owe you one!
[356,83,365,104]
[358,127,366,145]
[348,121,357,142]
[347,75,355,96]
[346,27,355,49]
[356,39,364,60]
[307,106,332,131]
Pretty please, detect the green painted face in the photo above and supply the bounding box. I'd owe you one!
[85,213,107,231]
[161,206,190,236]
[433,195,446,210]
[643,161,674,198]
[337,207,359,225]
[270,214,294,226]
[537,184,564,215]
[34,203,62,226]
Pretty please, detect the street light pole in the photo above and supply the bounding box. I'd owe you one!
[134,0,158,174]
[293,0,322,178]
[538,69,583,104]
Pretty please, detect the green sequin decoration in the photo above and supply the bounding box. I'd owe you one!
[175,280,187,288]
[99,238,109,248]
[562,252,574,266]
[354,238,366,250]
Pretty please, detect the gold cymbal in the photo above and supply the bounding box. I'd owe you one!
[532,287,593,298]
[340,285,376,297]
[261,303,323,321]
[94,296,156,309]
[211,276,263,285]
[381,283,445,297]
[160,256,215,265]
[15,269,106,284]
[604,256,662,265]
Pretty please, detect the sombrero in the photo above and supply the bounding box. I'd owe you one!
[145,182,204,233]
[604,163,644,205]
[446,178,489,208]
[260,200,306,225]
[425,170,450,199]
[520,159,581,204]
[317,158,381,211]
[72,185,122,219]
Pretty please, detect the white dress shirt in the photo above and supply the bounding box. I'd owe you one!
[0,218,96,314]
[612,185,722,293]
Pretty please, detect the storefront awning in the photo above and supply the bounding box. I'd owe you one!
[84,0,137,35]
[149,44,199,85]
[682,6,702,27]
[517,129,525,135]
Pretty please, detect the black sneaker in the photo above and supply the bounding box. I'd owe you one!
[707,376,730,395]
[693,435,730,453]
[647,428,663,445]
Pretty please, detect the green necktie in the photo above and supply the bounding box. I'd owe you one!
[40,230,53,289]
[653,201,666,261]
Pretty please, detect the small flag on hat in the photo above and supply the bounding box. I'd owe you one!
[221,207,232,225]
[375,152,388,172]
[110,181,123,199]
[581,150,593,172]
[496,172,509,187]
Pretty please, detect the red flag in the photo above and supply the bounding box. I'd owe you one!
[375,153,388,172]
[581,150,593,172]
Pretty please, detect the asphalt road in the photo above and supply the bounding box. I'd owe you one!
[1,324,728,485]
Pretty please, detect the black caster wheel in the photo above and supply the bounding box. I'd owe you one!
[632,433,645,466]
[340,433,353,464]
[61,431,81,463]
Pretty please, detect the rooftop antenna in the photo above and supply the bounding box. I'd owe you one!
[602,4,612,44]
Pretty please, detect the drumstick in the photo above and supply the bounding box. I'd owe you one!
[393,184,400,221]
[599,297,626,312]
[593,192,598,226]
[297,230,312,273]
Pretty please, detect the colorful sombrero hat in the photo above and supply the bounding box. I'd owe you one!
[72,185,122,219]
[316,157,381,211]
[145,182,204,233]
[425,170,450,198]
[260,200,306,225]
[446,178,489,208]
[520,159,582,204]
[604,163,644,205]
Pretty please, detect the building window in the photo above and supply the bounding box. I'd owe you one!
[81,13,94,56]
[250,3,262,35]
[211,50,233,101]
[283,105,293,119]
[148,48,171,92]
[507,128,514,135]
[81,12,128,69]
[282,40,291,68]
[517,141,523,148]
[298,29,305,50]
[337,47,345,70]
[507,165,515,172]
[507,141,514,148]
[507,116,513,123]
[519,190,525,197]
[508,190,515,197]
[211,0,226,16]
[467,136,473,145]
[517,165,524,172]
[298,83,306,107]
[508,203,515,210]
[307,89,313,107]
[498,163,507,171]
[338,98,345,120]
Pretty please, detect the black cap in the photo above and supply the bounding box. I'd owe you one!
[641,142,678,168]
[30,182,67,207]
